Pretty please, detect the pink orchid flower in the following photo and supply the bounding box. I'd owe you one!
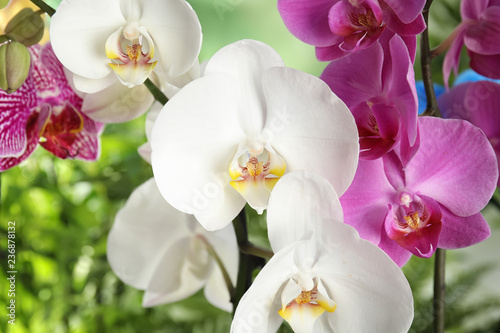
[278,0,426,61]
[0,43,104,171]
[321,34,418,162]
[443,0,500,87]
[439,80,500,187]
[340,117,498,266]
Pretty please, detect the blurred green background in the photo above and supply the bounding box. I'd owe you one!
[1,0,500,332]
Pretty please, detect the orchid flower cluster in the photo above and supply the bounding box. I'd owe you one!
[1,0,500,332]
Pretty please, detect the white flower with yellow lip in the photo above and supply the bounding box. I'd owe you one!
[151,40,359,231]
[231,172,413,333]
[50,0,201,93]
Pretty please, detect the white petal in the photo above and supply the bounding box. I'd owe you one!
[151,74,246,231]
[155,60,201,99]
[309,223,414,333]
[280,278,302,310]
[120,0,143,21]
[82,80,153,123]
[50,0,125,80]
[71,72,117,94]
[203,223,239,312]
[142,236,210,307]
[137,142,152,164]
[205,40,285,137]
[262,67,359,196]
[141,0,201,78]
[231,245,298,333]
[107,178,193,290]
[145,102,162,141]
[267,171,343,252]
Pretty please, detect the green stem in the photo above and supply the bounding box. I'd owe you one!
[198,235,235,297]
[144,78,169,106]
[420,0,442,118]
[231,207,265,317]
[29,0,56,16]
[239,242,273,259]
[433,248,446,333]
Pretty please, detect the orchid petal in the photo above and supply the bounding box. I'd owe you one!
[443,24,468,88]
[405,117,498,216]
[82,80,153,123]
[203,225,239,312]
[309,224,413,333]
[277,0,339,47]
[107,179,193,290]
[151,74,246,231]
[142,0,201,78]
[468,51,500,79]
[377,223,413,267]
[71,72,117,95]
[464,7,500,55]
[263,67,359,196]
[461,0,489,21]
[267,171,343,253]
[231,246,295,333]
[385,10,426,36]
[339,158,395,244]
[438,206,491,249]
[320,41,384,107]
[50,0,125,80]
[382,0,425,24]
[205,40,285,137]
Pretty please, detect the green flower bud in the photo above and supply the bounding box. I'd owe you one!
[0,41,31,94]
[0,0,10,10]
[4,8,45,47]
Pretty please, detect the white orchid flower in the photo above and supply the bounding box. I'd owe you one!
[231,171,414,332]
[50,0,202,92]
[107,178,238,311]
[151,39,359,231]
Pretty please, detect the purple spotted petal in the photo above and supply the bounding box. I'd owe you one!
[0,76,37,158]
[405,117,498,217]
[72,112,104,161]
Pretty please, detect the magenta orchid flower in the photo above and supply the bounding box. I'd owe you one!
[443,0,500,87]
[277,0,426,61]
[0,43,103,171]
[340,117,498,266]
[321,34,418,162]
[438,80,500,187]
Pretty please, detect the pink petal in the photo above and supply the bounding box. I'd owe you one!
[460,0,489,21]
[382,0,426,24]
[315,44,350,61]
[385,35,418,147]
[405,117,498,217]
[377,223,413,267]
[0,111,40,171]
[468,51,500,79]
[340,158,395,244]
[277,0,338,47]
[320,41,384,106]
[443,24,468,88]
[438,205,491,249]
[382,150,405,189]
[385,10,426,36]
[0,77,37,158]
[464,7,500,55]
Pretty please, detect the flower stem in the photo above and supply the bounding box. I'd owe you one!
[239,242,273,259]
[198,234,235,297]
[420,0,442,117]
[231,207,266,317]
[144,78,169,106]
[29,0,56,16]
[433,248,446,333]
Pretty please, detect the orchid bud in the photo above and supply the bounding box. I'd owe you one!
[0,41,31,93]
[4,8,45,47]
[0,0,10,9]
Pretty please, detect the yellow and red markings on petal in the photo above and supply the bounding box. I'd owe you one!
[38,103,84,159]
[279,286,337,332]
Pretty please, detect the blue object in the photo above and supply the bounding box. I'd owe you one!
[453,69,500,86]
[415,81,445,114]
